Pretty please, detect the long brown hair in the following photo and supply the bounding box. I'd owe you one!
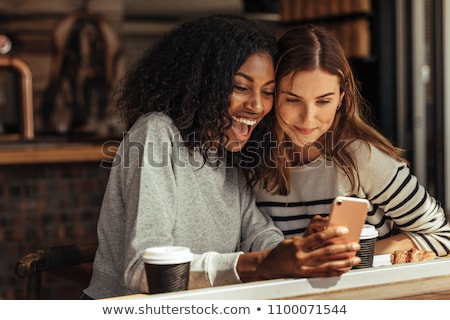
[261,24,405,195]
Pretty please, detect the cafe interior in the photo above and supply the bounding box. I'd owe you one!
[1,0,450,300]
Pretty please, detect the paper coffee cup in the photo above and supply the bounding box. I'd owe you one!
[353,224,378,269]
[142,246,193,294]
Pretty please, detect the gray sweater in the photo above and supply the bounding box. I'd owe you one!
[84,113,283,299]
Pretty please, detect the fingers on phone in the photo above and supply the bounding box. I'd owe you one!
[320,242,360,256]
[333,257,361,272]
[309,225,348,244]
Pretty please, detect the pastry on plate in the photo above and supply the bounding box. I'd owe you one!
[391,248,436,264]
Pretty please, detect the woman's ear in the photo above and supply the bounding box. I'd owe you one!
[339,91,345,105]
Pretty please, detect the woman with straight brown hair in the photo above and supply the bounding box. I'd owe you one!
[253,24,450,257]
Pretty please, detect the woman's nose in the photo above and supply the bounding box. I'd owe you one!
[246,93,265,113]
[301,106,315,122]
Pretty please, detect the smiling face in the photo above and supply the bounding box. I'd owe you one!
[277,68,344,161]
[225,52,275,152]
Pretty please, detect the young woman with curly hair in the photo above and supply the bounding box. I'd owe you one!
[253,24,450,258]
[83,16,361,300]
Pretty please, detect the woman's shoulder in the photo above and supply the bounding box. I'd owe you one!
[132,112,174,129]
[347,140,403,166]
[128,112,180,138]
[345,139,369,152]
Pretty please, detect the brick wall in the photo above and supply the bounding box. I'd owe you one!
[0,161,110,299]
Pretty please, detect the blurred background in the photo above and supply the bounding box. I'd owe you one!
[0,0,449,299]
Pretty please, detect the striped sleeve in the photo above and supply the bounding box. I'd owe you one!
[356,143,450,256]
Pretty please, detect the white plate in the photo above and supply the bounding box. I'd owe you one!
[373,254,392,267]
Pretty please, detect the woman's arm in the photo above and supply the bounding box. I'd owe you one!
[374,233,418,255]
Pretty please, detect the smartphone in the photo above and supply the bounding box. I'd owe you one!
[327,196,370,245]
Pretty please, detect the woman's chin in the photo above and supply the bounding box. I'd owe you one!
[225,127,253,152]
[225,141,246,152]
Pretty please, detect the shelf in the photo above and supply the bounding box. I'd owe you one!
[0,141,118,165]
[280,11,374,25]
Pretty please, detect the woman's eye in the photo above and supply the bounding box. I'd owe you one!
[317,100,331,105]
[234,85,248,92]
[262,90,274,97]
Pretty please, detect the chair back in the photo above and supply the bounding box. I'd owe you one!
[15,243,97,299]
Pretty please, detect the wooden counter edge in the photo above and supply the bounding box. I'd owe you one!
[105,274,450,300]
[105,256,450,301]
[0,143,118,165]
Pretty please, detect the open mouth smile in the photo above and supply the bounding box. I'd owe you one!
[230,115,258,138]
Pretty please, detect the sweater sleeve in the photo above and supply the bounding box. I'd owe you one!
[187,187,283,289]
[239,181,284,252]
[188,252,242,289]
[121,114,181,293]
[353,142,450,256]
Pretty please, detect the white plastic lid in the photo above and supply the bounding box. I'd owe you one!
[359,224,378,240]
[142,246,193,265]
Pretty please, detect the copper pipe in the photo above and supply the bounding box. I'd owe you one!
[0,55,34,140]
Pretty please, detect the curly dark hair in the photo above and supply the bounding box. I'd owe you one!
[114,14,278,157]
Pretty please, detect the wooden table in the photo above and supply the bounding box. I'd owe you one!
[394,290,450,300]
[108,256,450,300]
